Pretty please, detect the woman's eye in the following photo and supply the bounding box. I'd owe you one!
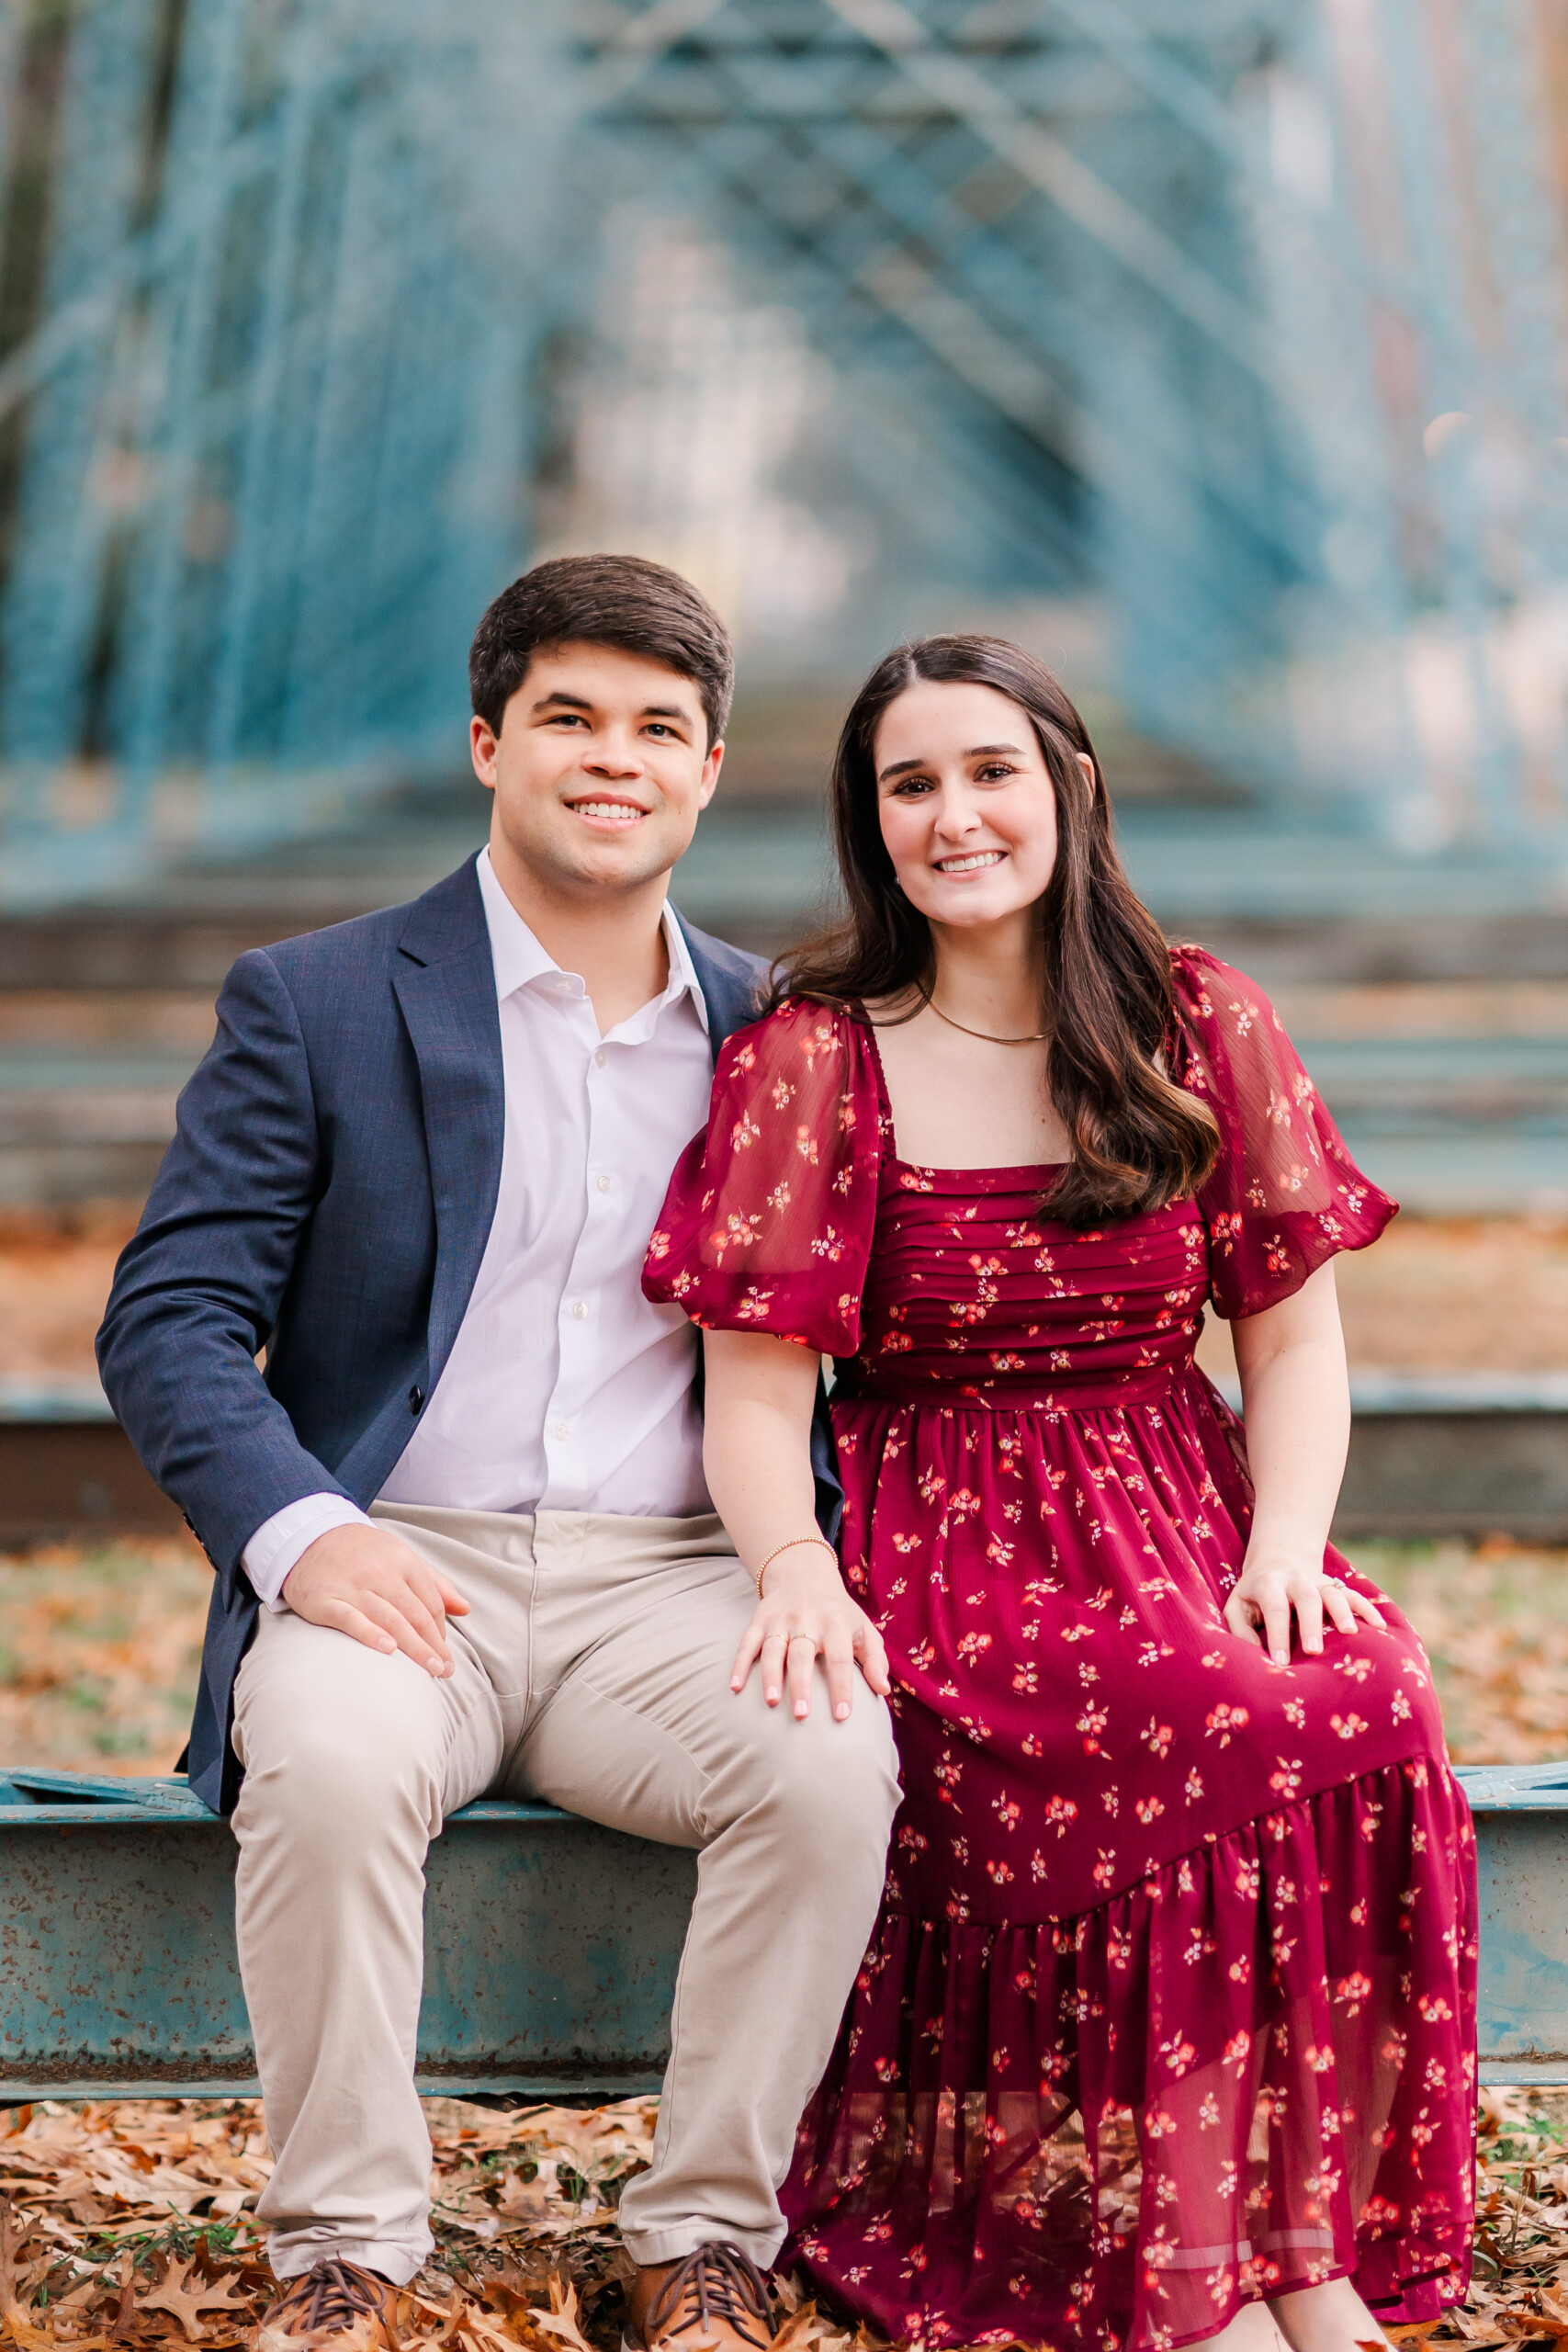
[891,776,933,797]
[975,763,1018,783]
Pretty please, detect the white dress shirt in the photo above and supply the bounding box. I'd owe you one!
[242,848,717,1609]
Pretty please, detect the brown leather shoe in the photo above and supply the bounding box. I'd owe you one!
[256,2258,401,2352]
[625,2244,777,2352]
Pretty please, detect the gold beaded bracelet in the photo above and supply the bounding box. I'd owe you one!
[752,1535,838,1594]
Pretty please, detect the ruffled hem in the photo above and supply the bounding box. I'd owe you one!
[783,1762,1477,2352]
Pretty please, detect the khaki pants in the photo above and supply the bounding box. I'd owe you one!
[231,1506,900,2284]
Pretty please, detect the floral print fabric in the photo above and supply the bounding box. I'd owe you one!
[645,949,1476,2351]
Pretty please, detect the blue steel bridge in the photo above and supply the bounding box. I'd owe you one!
[1,4,1566,2084]
[0,0,1562,1228]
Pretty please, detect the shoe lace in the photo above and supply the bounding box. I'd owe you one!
[275,2259,390,2336]
[643,2243,777,2351]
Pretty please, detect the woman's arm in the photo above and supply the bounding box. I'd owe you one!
[1224,1260,1384,1663]
[703,1327,891,1724]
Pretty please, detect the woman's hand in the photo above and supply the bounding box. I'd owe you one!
[1224,1547,1384,1665]
[1226,1264,1382,1664]
[731,1550,892,1722]
[701,1327,890,1721]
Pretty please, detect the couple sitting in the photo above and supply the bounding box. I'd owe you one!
[99,554,1475,2352]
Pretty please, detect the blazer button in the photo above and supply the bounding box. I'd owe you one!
[409,1385,424,1414]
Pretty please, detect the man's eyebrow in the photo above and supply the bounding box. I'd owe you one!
[529,692,694,723]
[876,741,1025,781]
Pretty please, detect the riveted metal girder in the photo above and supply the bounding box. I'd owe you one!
[0,1770,694,2099]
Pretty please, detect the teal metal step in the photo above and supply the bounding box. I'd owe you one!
[0,1769,695,2102]
[2,1763,1563,2098]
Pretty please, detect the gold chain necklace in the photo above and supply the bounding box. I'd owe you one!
[924,995,1049,1047]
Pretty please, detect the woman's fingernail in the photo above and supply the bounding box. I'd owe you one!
[795,1701,809,1718]
[836,1702,850,1721]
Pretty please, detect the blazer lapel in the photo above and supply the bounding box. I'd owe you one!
[675,913,768,1061]
[392,860,505,1379]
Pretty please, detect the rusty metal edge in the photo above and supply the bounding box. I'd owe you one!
[0,2073,668,2103]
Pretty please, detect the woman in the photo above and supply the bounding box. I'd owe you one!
[643,637,1475,2352]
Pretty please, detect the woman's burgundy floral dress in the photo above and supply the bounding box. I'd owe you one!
[645,949,1476,2352]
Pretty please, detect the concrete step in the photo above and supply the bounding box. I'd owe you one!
[4,1022,1559,1210]
[2,801,1563,1208]
[6,1374,1565,1547]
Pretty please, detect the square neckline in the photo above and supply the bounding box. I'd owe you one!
[852,999,1068,1182]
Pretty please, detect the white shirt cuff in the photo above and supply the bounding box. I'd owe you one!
[243,1492,374,1611]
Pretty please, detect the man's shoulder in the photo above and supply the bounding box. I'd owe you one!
[673,910,766,976]
[254,857,483,991]
[671,910,771,1043]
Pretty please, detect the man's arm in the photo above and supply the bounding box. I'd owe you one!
[96,948,352,1577]
[100,947,470,1676]
[244,1492,375,1608]
[244,1497,467,1677]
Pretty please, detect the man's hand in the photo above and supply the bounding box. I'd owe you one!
[281,1523,470,1677]
[730,1552,891,1723]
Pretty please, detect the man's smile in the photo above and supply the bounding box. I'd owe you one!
[565,792,650,827]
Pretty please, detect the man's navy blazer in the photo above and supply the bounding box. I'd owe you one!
[97,854,840,1816]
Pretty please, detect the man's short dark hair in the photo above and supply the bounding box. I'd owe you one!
[469,554,734,747]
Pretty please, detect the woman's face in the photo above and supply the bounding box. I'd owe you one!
[874,678,1089,933]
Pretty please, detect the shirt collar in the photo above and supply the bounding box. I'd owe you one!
[475,847,708,1035]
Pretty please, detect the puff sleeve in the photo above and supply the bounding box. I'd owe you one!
[643,998,885,1355]
[1170,947,1397,1321]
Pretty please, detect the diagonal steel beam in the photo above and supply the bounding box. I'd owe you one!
[578,0,737,108]
[822,0,1273,383]
[659,123,1284,641]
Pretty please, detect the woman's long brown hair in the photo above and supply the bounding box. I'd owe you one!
[776,634,1221,1226]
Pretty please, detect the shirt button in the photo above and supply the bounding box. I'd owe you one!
[596,1174,613,1193]
[554,1421,570,1441]
[594,1050,606,1068]
[409,1385,424,1414]
[570,1299,588,1319]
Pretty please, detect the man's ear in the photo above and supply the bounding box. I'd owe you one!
[470,715,500,790]
[697,738,725,809]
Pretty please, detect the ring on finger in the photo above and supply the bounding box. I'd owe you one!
[786,1633,816,1647]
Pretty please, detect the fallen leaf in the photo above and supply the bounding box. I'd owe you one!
[132,2258,249,2344]
[773,2301,829,2352]
[530,2273,594,2352]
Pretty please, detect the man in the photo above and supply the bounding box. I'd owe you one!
[98,556,899,2352]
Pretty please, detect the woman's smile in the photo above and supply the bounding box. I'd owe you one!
[931,848,1006,874]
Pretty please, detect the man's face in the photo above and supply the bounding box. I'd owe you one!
[471,640,723,899]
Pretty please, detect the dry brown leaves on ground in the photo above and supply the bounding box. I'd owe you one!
[1348,1541,1568,1766]
[0,2098,886,2352]
[0,1544,208,1775]
[3,2092,1568,2352]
